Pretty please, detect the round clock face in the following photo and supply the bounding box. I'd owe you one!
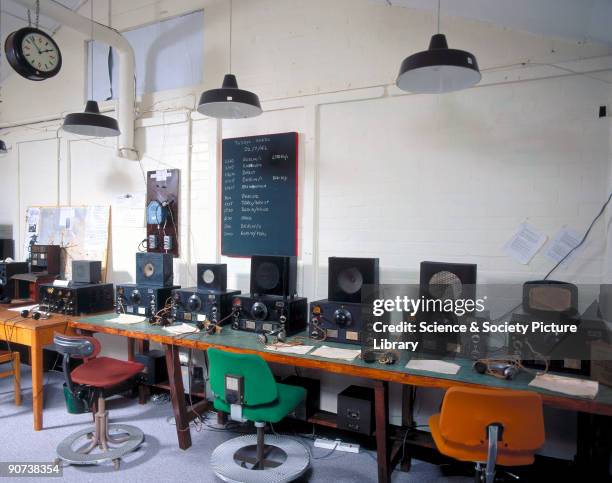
[21,31,60,73]
[4,27,62,81]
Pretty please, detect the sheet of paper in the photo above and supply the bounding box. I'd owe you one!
[405,359,461,375]
[23,207,40,256]
[311,345,361,361]
[503,222,547,265]
[529,373,599,399]
[545,227,583,265]
[265,343,314,355]
[107,314,147,324]
[59,207,75,229]
[163,323,199,335]
[112,192,145,228]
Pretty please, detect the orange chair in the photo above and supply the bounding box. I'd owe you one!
[429,387,545,483]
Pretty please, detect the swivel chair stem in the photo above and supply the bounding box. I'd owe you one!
[485,425,499,483]
[256,423,265,470]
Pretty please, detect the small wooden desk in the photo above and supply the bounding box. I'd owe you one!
[71,315,612,482]
[0,307,73,430]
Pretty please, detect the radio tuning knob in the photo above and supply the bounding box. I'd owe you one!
[251,302,268,321]
[333,308,352,327]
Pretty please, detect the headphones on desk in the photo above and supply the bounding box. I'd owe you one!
[195,320,220,335]
[473,358,520,380]
[21,306,50,321]
[362,350,397,365]
[257,327,287,345]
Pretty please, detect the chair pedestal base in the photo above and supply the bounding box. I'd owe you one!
[211,427,310,483]
[56,396,144,469]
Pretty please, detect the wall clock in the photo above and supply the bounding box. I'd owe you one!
[4,27,62,81]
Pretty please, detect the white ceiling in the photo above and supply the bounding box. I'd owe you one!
[2,0,612,85]
[2,0,84,33]
[376,0,612,46]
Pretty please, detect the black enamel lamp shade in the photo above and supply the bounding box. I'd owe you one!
[197,74,262,119]
[396,34,481,94]
[62,100,120,137]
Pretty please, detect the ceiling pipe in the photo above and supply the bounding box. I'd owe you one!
[12,0,137,159]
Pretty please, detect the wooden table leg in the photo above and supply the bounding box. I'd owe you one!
[13,351,22,406]
[400,384,416,471]
[374,380,390,483]
[164,343,192,450]
[137,340,149,353]
[127,338,135,361]
[136,340,150,404]
[576,412,612,478]
[30,331,44,431]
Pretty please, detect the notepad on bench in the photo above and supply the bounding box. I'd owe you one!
[107,314,147,324]
[310,345,361,361]
[405,359,461,375]
[265,343,314,355]
[163,323,199,335]
[529,373,599,399]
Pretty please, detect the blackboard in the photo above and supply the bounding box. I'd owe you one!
[221,132,298,257]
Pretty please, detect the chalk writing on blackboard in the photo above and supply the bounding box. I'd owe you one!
[221,132,298,257]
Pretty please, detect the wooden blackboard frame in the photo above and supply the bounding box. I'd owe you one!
[219,132,299,258]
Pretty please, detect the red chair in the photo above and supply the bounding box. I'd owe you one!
[53,333,145,470]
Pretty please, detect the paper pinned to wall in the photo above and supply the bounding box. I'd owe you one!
[503,222,547,265]
[25,207,41,250]
[112,192,145,228]
[545,227,584,265]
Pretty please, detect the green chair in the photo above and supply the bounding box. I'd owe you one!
[208,348,311,482]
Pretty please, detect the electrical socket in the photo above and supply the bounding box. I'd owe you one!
[314,438,360,453]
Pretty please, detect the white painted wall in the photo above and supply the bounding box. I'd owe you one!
[1,0,611,461]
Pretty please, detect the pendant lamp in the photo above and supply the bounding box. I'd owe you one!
[62,0,120,136]
[396,0,480,93]
[197,0,262,119]
[63,100,120,137]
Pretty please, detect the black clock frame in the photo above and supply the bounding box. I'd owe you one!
[4,27,62,81]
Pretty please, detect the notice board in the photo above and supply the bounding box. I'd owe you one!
[24,205,110,280]
[221,132,298,257]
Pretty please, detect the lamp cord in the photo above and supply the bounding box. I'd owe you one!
[543,190,612,280]
[229,0,233,73]
[437,0,441,34]
[90,0,94,99]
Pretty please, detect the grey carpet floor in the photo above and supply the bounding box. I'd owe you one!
[0,368,471,483]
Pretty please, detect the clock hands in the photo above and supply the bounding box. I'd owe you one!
[26,37,42,54]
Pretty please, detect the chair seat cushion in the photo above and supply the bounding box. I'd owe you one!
[71,357,144,388]
[214,382,306,423]
[429,414,535,467]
